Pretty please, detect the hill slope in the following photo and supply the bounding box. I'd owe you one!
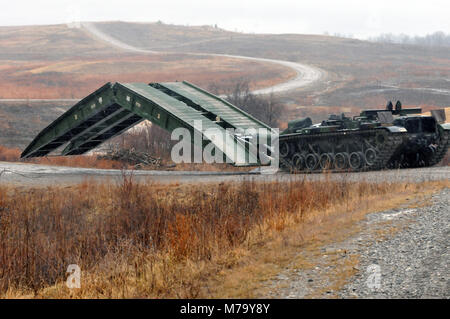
[94,21,450,109]
[1,21,449,149]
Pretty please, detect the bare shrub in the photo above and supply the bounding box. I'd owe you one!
[209,80,284,127]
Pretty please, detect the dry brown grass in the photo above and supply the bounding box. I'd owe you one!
[209,179,449,298]
[0,145,20,162]
[0,54,294,99]
[0,145,126,170]
[1,174,447,298]
[26,156,126,170]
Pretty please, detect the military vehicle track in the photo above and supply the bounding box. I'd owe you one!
[428,130,450,166]
[279,129,405,173]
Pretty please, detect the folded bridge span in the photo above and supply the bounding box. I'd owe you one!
[21,82,275,166]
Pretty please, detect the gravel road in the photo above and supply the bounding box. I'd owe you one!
[269,187,449,299]
[1,161,449,187]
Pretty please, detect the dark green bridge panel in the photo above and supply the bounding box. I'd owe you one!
[21,82,272,166]
[21,83,117,158]
[153,81,271,130]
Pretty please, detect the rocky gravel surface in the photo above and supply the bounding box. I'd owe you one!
[268,187,449,299]
[339,188,449,298]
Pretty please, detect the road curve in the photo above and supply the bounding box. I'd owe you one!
[0,24,324,103]
[80,22,325,95]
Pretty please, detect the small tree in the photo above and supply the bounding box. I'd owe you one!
[223,80,284,127]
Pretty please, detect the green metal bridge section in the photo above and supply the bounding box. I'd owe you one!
[21,81,274,166]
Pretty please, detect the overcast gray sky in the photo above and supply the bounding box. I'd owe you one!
[0,0,449,38]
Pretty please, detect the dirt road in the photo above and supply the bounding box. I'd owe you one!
[1,161,449,187]
[80,22,325,95]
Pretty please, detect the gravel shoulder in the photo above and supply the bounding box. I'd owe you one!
[268,187,449,298]
[339,188,449,298]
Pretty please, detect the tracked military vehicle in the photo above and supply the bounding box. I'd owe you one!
[21,82,449,173]
[278,101,450,172]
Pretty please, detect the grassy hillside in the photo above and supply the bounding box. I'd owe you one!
[0,24,117,60]
[92,21,237,50]
[0,53,293,99]
[95,21,450,109]
[0,21,449,149]
[0,23,293,99]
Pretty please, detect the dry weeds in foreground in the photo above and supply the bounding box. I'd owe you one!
[0,145,125,169]
[1,174,447,298]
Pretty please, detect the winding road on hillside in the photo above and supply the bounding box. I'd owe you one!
[80,22,325,95]
[0,22,324,103]
[3,23,448,185]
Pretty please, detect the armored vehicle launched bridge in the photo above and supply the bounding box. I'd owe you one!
[21,82,449,172]
[21,81,276,166]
